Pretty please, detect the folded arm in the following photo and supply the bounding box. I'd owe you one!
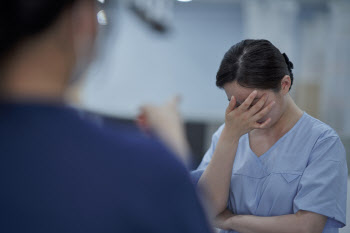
[215,209,327,233]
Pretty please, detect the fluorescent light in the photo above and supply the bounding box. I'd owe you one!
[97,10,108,25]
[177,0,192,2]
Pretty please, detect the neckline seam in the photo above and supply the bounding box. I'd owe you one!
[246,111,306,159]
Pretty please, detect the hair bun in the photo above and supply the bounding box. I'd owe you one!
[282,53,294,70]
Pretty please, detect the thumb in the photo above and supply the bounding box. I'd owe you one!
[167,95,182,109]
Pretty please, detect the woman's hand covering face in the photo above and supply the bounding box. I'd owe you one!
[224,90,276,139]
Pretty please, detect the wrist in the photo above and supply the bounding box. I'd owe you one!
[222,126,241,143]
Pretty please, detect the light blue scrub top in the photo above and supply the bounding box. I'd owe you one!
[192,112,347,233]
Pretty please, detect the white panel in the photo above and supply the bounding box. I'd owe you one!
[80,2,242,122]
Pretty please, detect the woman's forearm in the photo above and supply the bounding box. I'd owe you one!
[198,127,239,217]
[227,211,327,233]
[198,91,274,218]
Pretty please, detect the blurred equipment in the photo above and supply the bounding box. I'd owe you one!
[129,0,174,32]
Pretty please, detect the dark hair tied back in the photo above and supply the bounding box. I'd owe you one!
[216,39,295,91]
[282,52,294,73]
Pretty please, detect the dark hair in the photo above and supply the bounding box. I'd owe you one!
[0,0,78,61]
[216,39,294,91]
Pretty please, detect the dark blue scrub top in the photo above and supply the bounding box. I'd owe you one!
[0,102,211,233]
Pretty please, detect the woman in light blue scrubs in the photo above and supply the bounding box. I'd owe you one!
[192,39,347,233]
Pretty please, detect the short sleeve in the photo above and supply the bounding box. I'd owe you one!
[191,124,225,185]
[293,136,348,228]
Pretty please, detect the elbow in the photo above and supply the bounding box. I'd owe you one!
[197,183,225,213]
[299,227,311,233]
[197,187,227,216]
[294,210,326,233]
[197,176,228,217]
[204,196,228,218]
[298,220,324,233]
[301,227,324,233]
[299,228,320,233]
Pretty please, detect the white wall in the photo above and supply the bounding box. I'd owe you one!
[81,1,242,122]
[80,0,350,139]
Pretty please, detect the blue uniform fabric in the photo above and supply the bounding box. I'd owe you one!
[192,112,347,233]
[0,102,212,233]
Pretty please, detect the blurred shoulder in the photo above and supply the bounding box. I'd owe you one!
[79,113,188,176]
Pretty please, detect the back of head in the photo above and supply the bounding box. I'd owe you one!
[216,39,294,91]
[0,0,77,62]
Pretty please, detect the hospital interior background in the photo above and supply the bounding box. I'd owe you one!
[68,0,350,231]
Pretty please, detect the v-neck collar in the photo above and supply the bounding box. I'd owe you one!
[246,112,307,160]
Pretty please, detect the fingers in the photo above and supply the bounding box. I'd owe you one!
[168,95,181,108]
[239,90,257,111]
[253,117,272,129]
[252,101,276,123]
[226,96,236,114]
[248,94,267,116]
[137,109,151,134]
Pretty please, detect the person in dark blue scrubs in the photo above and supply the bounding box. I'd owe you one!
[0,1,212,233]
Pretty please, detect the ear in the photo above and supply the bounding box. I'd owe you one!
[280,75,291,95]
[71,0,98,48]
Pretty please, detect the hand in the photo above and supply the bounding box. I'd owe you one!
[137,96,190,164]
[224,90,275,140]
[213,209,235,230]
